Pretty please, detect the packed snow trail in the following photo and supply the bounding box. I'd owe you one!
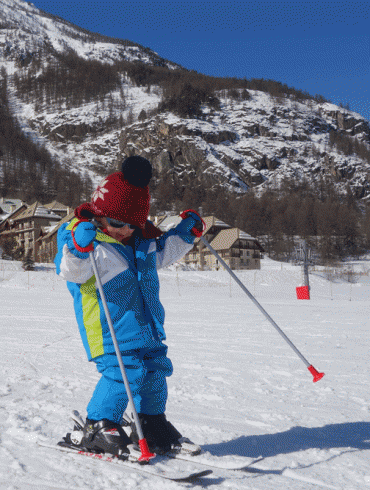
[1,259,370,489]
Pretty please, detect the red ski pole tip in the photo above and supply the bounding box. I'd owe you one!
[308,365,325,383]
[138,438,156,462]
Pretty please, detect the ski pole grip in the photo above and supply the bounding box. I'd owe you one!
[71,220,95,253]
[180,209,206,237]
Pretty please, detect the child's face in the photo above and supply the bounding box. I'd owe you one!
[97,217,135,244]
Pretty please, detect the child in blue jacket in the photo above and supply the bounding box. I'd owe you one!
[55,156,203,458]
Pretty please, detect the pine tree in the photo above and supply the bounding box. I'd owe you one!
[0,236,16,260]
[22,250,35,271]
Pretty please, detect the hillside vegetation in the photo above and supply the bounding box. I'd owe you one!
[0,66,93,205]
[1,0,370,265]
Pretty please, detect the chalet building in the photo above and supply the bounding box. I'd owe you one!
[43,201,71,219]
[36,210,75,263]
[5,210,264,268]
[0,198,27,223]
[0,202,63,260]
[158,215,264,270]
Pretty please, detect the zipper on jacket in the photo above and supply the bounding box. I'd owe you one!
[100,241,158,341]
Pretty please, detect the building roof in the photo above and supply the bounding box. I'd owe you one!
[157,215,182,231]
[149,215,167,227]
[15,202,62,221]
[0,198,26,220]
[157,215,231,235]
[37,210,75,241]
[209,228,264,251]
[194,216,231,243]
[209,228,239,250]
[154,213,264,251]
[0,204,28,224]
[44,200,70,211]
[0,198,24,209]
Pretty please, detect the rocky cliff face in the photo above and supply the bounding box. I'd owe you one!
[119,92,370,198]
[1,0,370,200]
[119,115,249,191]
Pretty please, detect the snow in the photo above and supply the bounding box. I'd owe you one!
[320,102,365,121]
[1,257,370,489]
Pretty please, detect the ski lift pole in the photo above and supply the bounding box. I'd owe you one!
[302,239,310,289]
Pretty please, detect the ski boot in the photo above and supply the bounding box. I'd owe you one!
[122,412,201,456]
[58,411,140,461]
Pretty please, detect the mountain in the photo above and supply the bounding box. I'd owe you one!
[1,0,370,208]
[0,0,180,67]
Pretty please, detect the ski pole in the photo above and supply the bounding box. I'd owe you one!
[200,236,324,382]
[180,210,324,383]
[85,238,155,462]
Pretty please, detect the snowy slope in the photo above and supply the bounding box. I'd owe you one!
[1,258,370,489]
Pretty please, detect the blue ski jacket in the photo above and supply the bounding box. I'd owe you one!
[55,218,194,360]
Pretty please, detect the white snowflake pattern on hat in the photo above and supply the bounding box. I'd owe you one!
[92,178,110,202]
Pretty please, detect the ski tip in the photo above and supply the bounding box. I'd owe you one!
[173,469,213,482]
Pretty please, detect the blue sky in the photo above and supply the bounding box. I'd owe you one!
[32,0,370,121]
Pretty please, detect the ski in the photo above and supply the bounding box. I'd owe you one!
[70,410,260,472]
[121,410,262,471]
[37,441,212,482]
[160,451,263,471]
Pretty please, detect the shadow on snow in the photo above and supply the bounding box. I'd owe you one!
[202,422,370,459]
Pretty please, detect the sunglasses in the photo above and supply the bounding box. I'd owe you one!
[106,217,137,229]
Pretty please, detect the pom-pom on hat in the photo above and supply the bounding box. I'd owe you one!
[121,155,152,188]
[75,156,162,239]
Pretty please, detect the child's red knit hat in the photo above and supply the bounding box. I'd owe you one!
[74,156,162,238]
[89,171,150,227]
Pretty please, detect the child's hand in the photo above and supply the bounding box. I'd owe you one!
[178,210,204,236]
[73,221,97,249]
[176,210,205,243]
[176,214,198,234]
